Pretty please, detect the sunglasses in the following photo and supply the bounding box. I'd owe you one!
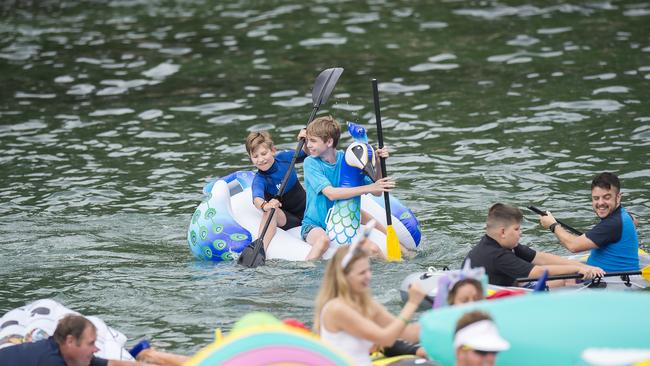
[461,346,498,357]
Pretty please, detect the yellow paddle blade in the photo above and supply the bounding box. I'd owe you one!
[642,265,650,282]
[639,248,648,256]
[386,225,401,261]
[214,328,223,344]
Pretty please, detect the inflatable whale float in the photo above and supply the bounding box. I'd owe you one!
[187,123,421,262]
[0,299,133,360]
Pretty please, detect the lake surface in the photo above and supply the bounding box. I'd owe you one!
[1,0,649,355]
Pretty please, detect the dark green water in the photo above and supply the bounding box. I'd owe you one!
[1,0,649,355]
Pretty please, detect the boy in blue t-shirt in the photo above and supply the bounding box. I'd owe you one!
[301,115,394,260]
[246,130,308,251]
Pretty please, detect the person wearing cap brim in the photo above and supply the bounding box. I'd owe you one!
[453,311,509,366]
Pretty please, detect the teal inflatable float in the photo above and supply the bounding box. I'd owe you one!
[419,291,650,366]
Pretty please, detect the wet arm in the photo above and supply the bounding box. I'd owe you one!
[327,300,418,347]
[321,178,394,201]
[533,251,586,266]
[540,213,598,253]
[552,226,598,253]
[372,302,420,343]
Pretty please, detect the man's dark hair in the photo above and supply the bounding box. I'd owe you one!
[591,172,620,193]
[52,314,95,345]
[486,203,523,229]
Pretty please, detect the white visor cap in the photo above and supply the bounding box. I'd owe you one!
[453,320,510,352]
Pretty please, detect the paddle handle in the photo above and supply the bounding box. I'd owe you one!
[372,79,392,224]
[528,206,584,236]
[517,270,642,282]
[272,68,339,205]
[257,108,314,241]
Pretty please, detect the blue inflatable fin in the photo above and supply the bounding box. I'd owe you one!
[533,270,549,292]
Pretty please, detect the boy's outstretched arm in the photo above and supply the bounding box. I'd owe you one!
[322,177,395,200]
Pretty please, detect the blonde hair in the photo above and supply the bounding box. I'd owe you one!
[245,131,274,156]
[306,115,341,148]
[313,245,372,333]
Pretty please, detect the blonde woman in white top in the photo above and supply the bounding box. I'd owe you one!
[313,224,427,365]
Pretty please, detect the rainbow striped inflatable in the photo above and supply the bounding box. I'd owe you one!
[185,313,354,366]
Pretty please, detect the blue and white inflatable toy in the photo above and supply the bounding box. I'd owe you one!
[326,122,376,246]
[187,124,421,262]
[188,171,256,262]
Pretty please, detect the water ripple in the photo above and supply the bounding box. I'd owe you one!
[419,21,447,30]
[0,43,41,61]
[272,97,312,107]
[529,100,625,112]
[142,62,180,79]
[170,102,243,115]
[15,92,56,99]
[487,50,563,63]
[343,12,379,24]
[593,86,629,95]
[207,114,257,124]
[454,4,596,20]
[138,109,164,120]
[89,108,135,116]
[507,35,540,46]
[67,84,96,95]
[379,82,430,94]
[584,73,617,80]
[299,33,347,46]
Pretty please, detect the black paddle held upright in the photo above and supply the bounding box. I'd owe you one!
[372,78,401,260]
[238,67,344,268]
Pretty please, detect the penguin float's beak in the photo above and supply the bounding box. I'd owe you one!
[347,143,376,181]
[362,149,376,181]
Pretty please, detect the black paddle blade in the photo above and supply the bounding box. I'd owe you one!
[312,67,343,107]
[237,239,266,268]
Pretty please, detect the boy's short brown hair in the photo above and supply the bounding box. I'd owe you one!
[486,203,523,229]
[245,131,274,155]
[306,115,341,148]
